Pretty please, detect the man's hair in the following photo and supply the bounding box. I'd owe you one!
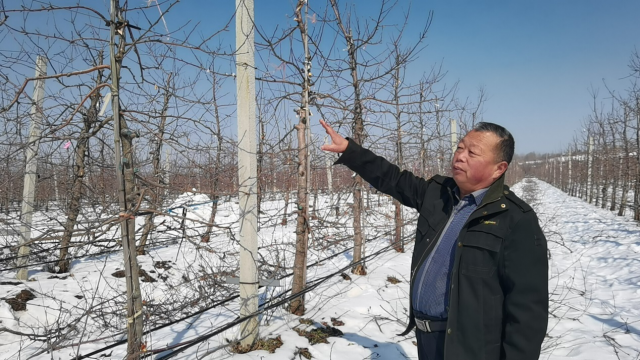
[472,122,514,164]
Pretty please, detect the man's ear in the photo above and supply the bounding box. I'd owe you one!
[493,161,508,180]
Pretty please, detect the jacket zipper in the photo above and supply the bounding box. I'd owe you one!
[410,218,449,312]
[410,188,455,290]
[411,221,447,283]
[411,194,503,305]
[443,195,503,312]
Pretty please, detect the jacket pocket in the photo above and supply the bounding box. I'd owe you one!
[416,213,437,243]
[460,230,502,278]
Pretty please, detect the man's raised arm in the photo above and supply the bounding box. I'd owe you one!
[319,119,430,211]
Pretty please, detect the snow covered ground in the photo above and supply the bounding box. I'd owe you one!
[1,178,639,359]
[521,179,640,360]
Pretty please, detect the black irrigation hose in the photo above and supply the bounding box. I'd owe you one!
[0,231,115,254]
[0,241,120,267]
[0,211,308,270]
[153,235,410,358]
[0,235,185,273]
[0,219,219,257]
[72,237,365,359]
[74,293,242,360]
[15,199,407,356]
[73,232,408,360]
[0,216,240,271]
[152,241,401,360]
[0,206,235,253]
[0,198,365,263]
[0,211,375,273]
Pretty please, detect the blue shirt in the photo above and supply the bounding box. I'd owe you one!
[412,187,488,318]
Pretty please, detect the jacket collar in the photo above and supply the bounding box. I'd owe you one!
[479,174,506,206]
[433,174,506,207]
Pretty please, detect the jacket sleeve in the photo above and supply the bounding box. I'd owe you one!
[501,212,549,360]
[335,138,430,211]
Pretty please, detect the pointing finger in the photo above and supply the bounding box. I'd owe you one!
[320,119,333,133]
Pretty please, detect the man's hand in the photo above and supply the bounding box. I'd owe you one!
[320,119,348,153]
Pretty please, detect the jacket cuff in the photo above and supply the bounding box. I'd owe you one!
[334,137,362,166]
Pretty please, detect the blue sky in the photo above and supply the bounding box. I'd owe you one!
[188,0,637,154]
[402,0,640,154]
[108,0,640,155]
[17,0,635,156]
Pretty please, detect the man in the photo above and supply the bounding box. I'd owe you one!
[320,119,548,360]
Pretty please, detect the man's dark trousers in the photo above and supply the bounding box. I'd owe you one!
[416,329,445,360]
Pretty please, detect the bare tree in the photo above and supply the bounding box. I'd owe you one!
[634,92,640,221]
[107,1,145,356]
[58,53,110,272]
[202,67,227,243]
[137,71,172,253]
[290,0,312,315]
[391,59,405,253]
[607,113,620,212]
[328,0,367,275]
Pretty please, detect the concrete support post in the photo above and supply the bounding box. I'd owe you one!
[17,55,47,280]
[236,0,259,346]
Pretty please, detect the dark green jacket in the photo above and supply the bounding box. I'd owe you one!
[336,139,548,360]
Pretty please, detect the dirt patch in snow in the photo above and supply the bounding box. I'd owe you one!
[5,289,36,311]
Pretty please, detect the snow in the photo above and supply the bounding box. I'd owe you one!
[513,179,640,360]
[1,178,639,359]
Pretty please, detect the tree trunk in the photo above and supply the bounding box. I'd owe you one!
[290,120,309,315]
[282,187,289,225]
[257,115,265,220]
[392,64,404,253]
[610,157,619,212]
[619,109,630,217]
[57,103,95,272]
[330,0,366,275]
[202,70,224,243]
[609,120,618,211]
[110,1,143,357]
[57,62,105,272]
[419,87,427,178]
[291,0,310,315]
[138,73,172,254]
[634,97,640,221]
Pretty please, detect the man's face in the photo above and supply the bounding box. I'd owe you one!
[451,130,507,196]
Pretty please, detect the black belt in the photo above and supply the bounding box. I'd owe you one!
[414,317,447,333]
